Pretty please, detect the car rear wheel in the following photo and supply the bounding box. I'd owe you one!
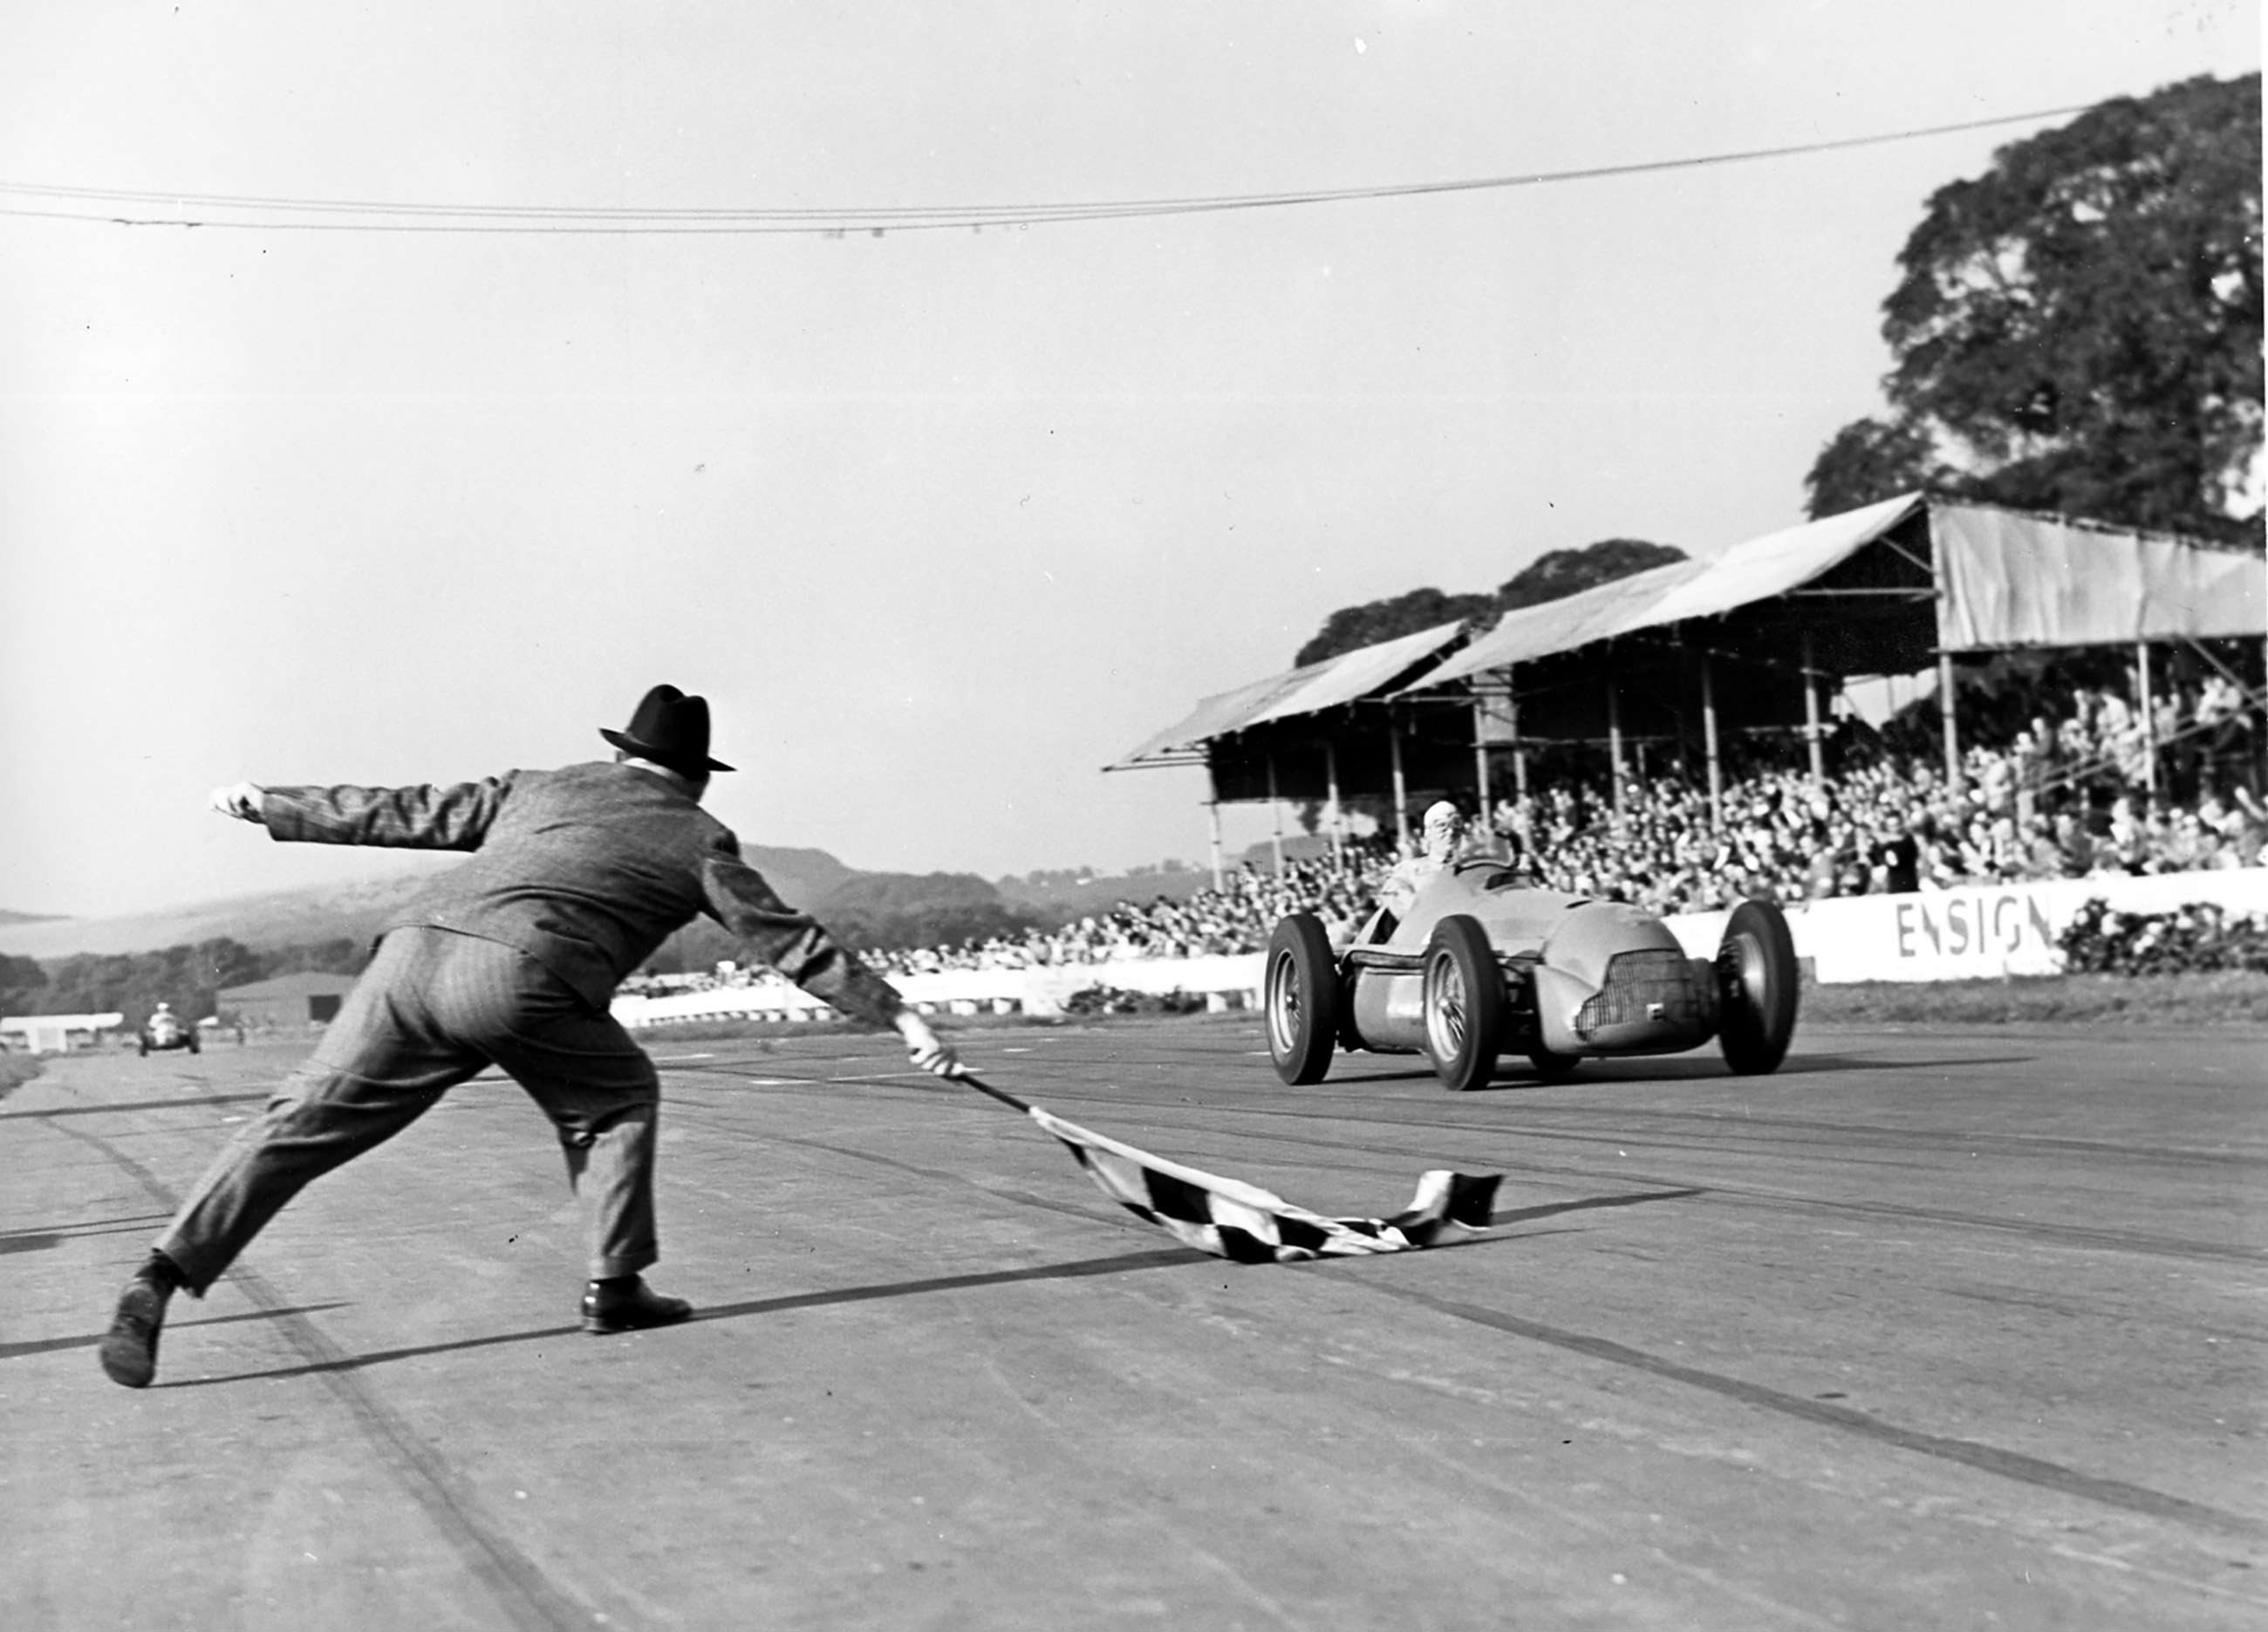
[1718,899,1799,1075]
[1423,915,1504,1093]
[1265,912,1341,1086]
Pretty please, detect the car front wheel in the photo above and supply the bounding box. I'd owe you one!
[1718,898,1799,1075]
[1423,915,1505,1093]
[1265,912,1342,1086]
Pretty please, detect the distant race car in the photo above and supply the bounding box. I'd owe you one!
[1264,857,1798,1091]
[138,1009,201,1056]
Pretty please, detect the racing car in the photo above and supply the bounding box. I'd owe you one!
[1263,857,1798,1091]
[138,1005,201,1056]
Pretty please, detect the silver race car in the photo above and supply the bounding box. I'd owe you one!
[138,1007,202,1056]
[1265,858,1798,1091]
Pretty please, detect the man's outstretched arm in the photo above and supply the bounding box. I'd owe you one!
[701,849,963,1079]
[208,778,511,850]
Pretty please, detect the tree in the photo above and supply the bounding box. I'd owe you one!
[1494,538,1686,611]
[1295,587,1496,667]
[1802,416,1942,519]
[0,953,46,1016]
[1295,539,1687,666]
[1808,74,2263,538]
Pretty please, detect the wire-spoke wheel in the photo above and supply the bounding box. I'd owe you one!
[1422,915,1504,1092]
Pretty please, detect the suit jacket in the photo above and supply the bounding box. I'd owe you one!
[258,761,904,1023]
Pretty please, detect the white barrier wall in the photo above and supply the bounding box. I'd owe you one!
[609,866,2268,1027]
[1662,866,2268,984]
[611,955,1267,1028]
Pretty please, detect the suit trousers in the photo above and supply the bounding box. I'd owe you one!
[156,925,661,1293]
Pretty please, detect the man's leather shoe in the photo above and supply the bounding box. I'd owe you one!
[581,1275,693,1335]
[99,1278,169,1389]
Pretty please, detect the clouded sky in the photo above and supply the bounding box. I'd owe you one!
[3,2,2257,918]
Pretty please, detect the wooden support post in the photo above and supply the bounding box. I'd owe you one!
[1472,697,1492,831]
[1267,754,1285,872]
[1938,649,1962,792]
[1324,740,1343,864]
[2135,640,2157,796]
[1389,715,1411,854]
[1511,684,1529,810]
[1929,503,1963,793]
[1606,675,1625,816]
[1701,652,1724,831]
[1206,799,1225,892]
[1802,629,1826,788]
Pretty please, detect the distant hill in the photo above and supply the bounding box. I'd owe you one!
[0,909,65,927]
[0,843,861,961]
[995,866,1213,919]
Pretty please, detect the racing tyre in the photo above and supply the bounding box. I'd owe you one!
[1717,898,1799,1075]
[1423,915,1505,1093]
[1265,913,1342,1086]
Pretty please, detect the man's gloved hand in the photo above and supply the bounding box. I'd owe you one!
[894,1009,963,1079]
[208,783,267,823]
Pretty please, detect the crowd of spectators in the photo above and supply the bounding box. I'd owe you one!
[1493,662,2263,916]
[2058,897,2268,976]
[862,846,1394,978]
[1497,743,2266,921]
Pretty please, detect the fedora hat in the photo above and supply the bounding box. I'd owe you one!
[600,684,734,775]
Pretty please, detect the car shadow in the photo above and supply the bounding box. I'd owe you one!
[1337,1048,2037,1093]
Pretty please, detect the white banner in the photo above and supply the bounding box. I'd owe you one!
[1666,867,2268,983]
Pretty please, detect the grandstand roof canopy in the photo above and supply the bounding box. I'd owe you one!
[1406,495,2264,693]
[1110,495,2265,779]
[1404,492,1929,691]
[1934,504,2265,649]
[1105,620,1465,770]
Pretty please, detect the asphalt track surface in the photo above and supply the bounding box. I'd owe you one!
[3,1014,2264,1631]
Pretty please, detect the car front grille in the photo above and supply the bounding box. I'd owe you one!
[1575,949,1700,1031]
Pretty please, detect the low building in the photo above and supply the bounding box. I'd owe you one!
[0,1013,126,1054]
[219,973,358,1031]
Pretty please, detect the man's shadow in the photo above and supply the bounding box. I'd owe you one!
[157,1185,1704,1388]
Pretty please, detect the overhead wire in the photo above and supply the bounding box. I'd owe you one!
[0,102,2094,236]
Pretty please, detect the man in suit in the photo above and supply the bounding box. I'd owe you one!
[99,684,961,1389]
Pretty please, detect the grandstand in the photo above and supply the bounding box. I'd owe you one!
[618,495,2263,998]
[916,495,2265,973]
[1110,495,2264,869]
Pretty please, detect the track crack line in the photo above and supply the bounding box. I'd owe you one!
[1350,1276,2266,1540]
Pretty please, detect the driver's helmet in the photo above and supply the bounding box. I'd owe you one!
[1419,801,1465,863]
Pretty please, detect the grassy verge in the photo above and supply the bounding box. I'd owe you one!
[0,1051,44,1101]
[1800,969,2268,1027]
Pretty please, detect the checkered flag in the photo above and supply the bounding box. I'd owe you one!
[957,1074,1499,1264]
